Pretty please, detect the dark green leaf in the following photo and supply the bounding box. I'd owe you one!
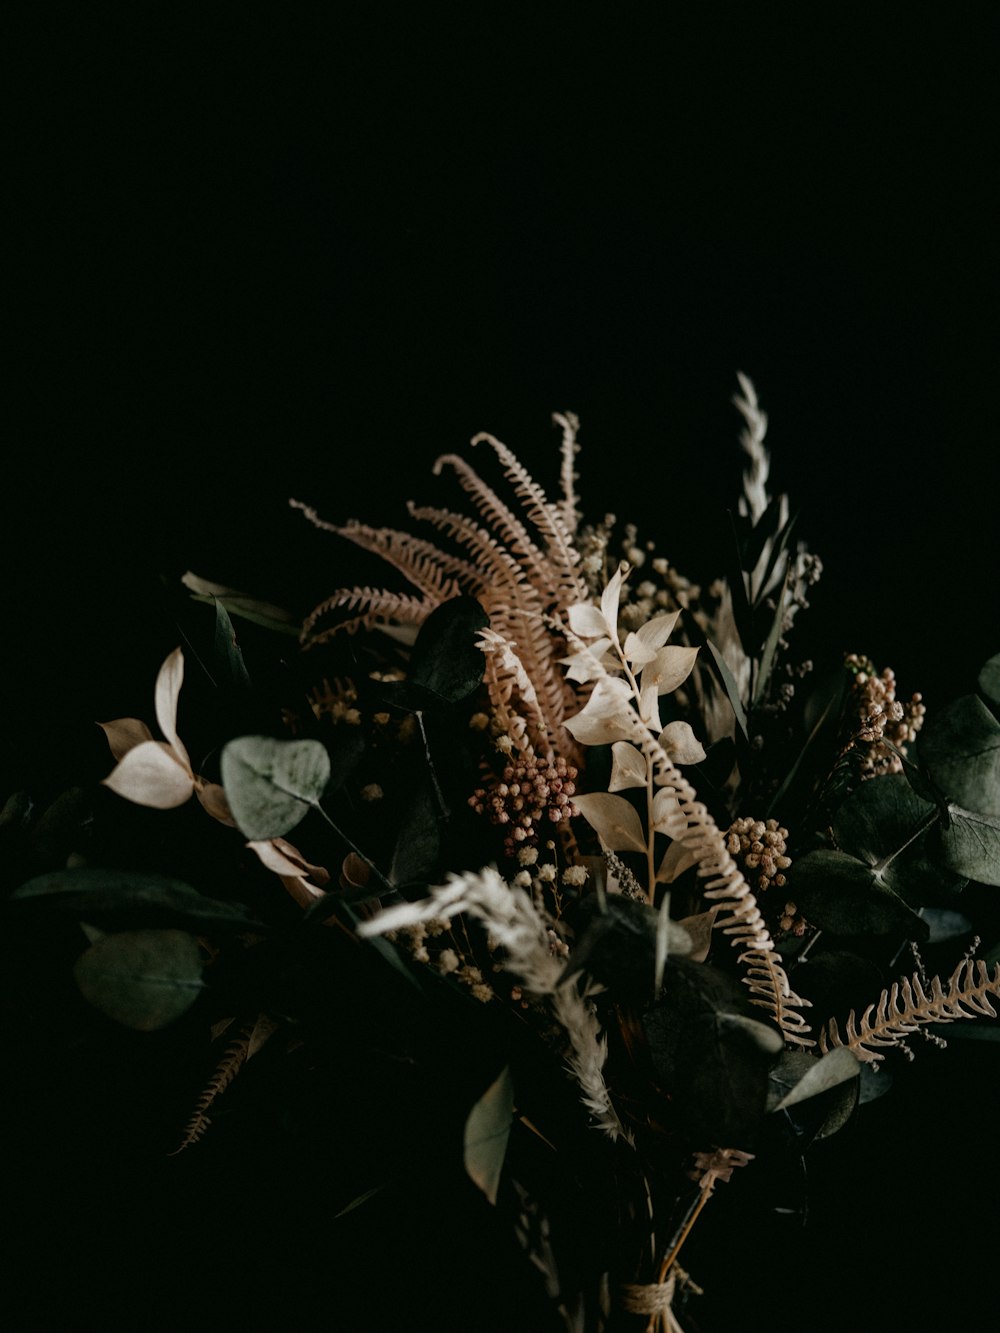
[934,805,1000,886]
[73,928,203,1030]
[464,1065,514,1205]
[787,849,930,939]
[388,782,441,890]
[30,786,93,867]
[724,511,756,651]
[562,896,692,1001]
[832,774,962,906]
[754,509,799,611]
[767,667,849,819]
[213,597,251,691]
[221,736,331,840]
[408,596,490,705]
[918,693,1000,817]
[766,1047,859,1114]
[978,652,1000,716]
[8,867,260,931]
[752,560,792,706]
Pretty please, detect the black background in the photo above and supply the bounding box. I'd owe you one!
[7,7,1000,1331]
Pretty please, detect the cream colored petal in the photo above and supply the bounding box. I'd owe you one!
[97,717,154,762]
[658,720,707,765]
[154,648,192,774]
[600,563,628,641]
[102,740,196,809]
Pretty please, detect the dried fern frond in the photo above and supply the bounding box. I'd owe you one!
[170,1014,279,1154]
[820,958,1000,1063]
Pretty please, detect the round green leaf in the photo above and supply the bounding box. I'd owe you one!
[832,774,963,906]
[978,652,1000,715]
[934,805,1000,886]
[919,693,1000,817]
[221,736,331,840]
[788,849,929,939]
[73,928,203,1030]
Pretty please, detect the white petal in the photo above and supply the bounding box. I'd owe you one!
[642,644,700,696]
[572,792,648,854]
[97,717,154,762]
[103,740,195,809]
[658,720,707,765]
[154,648,192,774]
[608,741,647,791]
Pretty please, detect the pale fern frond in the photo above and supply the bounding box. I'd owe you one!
[301,587,438,647]
[552,411,582,537]
[820,958,1000,1063]
[470,431,587,605]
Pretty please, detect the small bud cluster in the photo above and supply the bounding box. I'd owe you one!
[844,654,926,779]
[385,920,494,1001]
[725,817,792,893]
[469,756,579,857]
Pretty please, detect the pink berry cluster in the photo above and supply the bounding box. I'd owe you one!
[469,756,579,857]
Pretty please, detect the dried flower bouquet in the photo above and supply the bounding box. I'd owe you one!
[7,377,999,1331]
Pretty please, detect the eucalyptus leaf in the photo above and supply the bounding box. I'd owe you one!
[408,596,490,705]
[221,736,331,840]
[832,774,963,906]
[787,849,929,940]
[918,693,1000,817]
[978,652,1000,715]
[463,1065,514,1205]
[934,805,1000,886]
[30,786,92,867]
[767,1047,859,1114]
[73,928,203,1030]
[563,895,692,1000]
[8,867,259,932]
[213,597,251,691]
[182,572,300,637]
[388,782,441,890]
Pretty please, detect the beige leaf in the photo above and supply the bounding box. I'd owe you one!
[97,717,154,762]
[154,648,192,775]
[608,741,646,791]
[637,678,662,732]
[656,839,698,883]
[339,851,371,892]
[573,792,648,854]
[622,611,681,669]
[195,781,236,826]
[563,678,637,747]
[674,906,720,962]
[567,602,608,639]
[641,644,699,696]
[103,740,196,809]
[652,790,687,839]
[600,563,627,641]
[658,720,707,765]
[272,837,331,887]
[247,1013,280,1061]
[559,638,616,683]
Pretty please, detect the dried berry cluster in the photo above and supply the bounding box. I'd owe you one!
[844,654,926,779]
[469,756,580,857]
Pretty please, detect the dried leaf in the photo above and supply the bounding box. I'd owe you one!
[103,740,196,810]
[658,720,707,765]
[567,602,608,639]
[600,563,627,640]
[97,717,154,762]
[641,644,699,697]
[656,839,698,883]
[195,781,236,826]
[651,789,687,839]
[623,610,681,667]
[154,648,191,774]
[675,906,719,962]
[563,677,636,746]
[573,792,647,854]
[608,741,646,791]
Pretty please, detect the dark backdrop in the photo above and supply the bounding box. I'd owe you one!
[8,8,999,1331]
